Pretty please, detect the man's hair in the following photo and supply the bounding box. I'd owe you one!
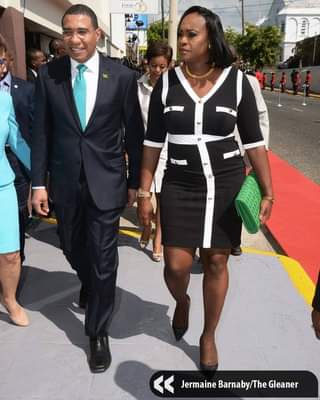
[146,41,173,64]
[62,4,98,29]
[26,48,42,67]
[49,38,63,55]
[178,6,234,68]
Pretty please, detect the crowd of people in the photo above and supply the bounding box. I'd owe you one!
[0,3,319,376]
[254,68,313,95]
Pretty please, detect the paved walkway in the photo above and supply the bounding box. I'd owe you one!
[0,213,319,400]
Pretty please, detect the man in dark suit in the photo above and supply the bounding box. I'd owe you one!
[0,34,34,262]
[31,5,144,372]
[26,48,46,82]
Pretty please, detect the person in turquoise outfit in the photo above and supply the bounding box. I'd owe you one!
[0,91,30,326]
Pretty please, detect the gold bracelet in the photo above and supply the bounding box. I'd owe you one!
[137,188,151,198]
[262,196,275,203]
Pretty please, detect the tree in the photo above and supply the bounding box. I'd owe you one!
[147,20,169,44]
[237,24,282,68]
[224,27,241,49]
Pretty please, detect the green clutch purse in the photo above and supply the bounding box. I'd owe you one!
[235,172,262,234]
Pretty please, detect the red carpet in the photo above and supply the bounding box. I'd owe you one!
[267,152,320,283]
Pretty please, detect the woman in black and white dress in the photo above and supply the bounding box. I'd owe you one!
[138,6,273,370]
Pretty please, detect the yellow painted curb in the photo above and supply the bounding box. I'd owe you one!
[38,217,315,306]
[119,228,141,239]
[243,247,315,306]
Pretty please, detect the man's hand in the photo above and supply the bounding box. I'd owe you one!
[32,188,49,216]
[127,188,137,207]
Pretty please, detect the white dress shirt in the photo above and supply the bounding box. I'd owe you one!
[0,71,11,93]
[137,73,153,131]
[70,50,99,125]
[137,73,168,193]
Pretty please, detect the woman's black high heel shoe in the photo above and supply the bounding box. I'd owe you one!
[172,295,190,341]
[199,362,218,371]
[199,336,218,372]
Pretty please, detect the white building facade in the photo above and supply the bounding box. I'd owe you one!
[262,0,320,61]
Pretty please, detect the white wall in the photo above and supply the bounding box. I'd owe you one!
[283,42,296,60]
[264,3,320,61]
[23,0,66,35]
[110,13,126,58]
[283,15,320,60]
[70,0,110,36]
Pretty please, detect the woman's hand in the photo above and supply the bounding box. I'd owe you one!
[137,197,154,228]
[259,198,273,225]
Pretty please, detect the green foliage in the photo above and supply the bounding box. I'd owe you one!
[237,24,282,68]
[147,20,169,44]
[224,27,241,48]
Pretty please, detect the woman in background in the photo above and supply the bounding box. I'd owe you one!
[137,41,173,262]
[0,91,30,326]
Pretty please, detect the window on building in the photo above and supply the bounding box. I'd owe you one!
[310,18,320,36]
[281,22,285,33]
[301,19,308,36]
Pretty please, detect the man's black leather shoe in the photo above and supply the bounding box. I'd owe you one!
[89,336,111,373]
[78,285,88,309]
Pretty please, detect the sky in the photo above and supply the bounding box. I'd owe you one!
[151,0,274,31]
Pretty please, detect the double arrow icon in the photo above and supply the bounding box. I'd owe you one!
[153,375,175,394]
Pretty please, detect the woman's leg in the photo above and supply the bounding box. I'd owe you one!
[164,246,195,330]
[140,195,153,248]
[0,252,29,326]
[199,248,230,366]
[152,193,162,259]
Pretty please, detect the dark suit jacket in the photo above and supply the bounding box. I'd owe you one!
[312,272,320,311]
[31,53,144,211]
[11,76,35,145]
[27,68,37,83]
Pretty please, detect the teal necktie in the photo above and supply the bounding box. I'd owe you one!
[73,64,87,130]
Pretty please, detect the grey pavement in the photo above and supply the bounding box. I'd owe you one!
[0,209,319,400]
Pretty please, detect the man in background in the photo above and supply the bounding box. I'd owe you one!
[26,48,46,82]
[48,38,66,61]
[230,45,270,256]
[304,70,312,97]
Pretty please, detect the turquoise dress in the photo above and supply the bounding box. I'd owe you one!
[0,91,30,253]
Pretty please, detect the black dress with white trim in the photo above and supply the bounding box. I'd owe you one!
[144,66,265,249]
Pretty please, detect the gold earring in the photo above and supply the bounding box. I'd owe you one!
[208,43,211,49]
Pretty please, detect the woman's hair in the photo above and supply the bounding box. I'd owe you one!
[178,6,234,68]
[146,40,173,64]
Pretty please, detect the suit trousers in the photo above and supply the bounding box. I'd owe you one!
[54,177,123,337]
